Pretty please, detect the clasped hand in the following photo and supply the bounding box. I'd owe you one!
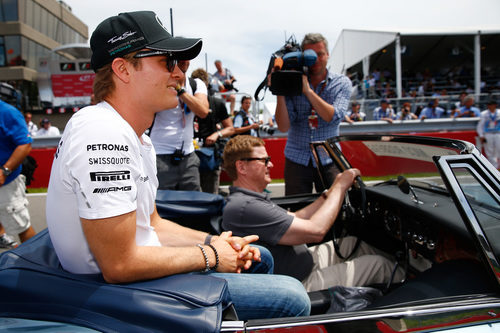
[211,231,261,273]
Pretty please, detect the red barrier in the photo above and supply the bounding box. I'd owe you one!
[28,148,56,188]
[28,131,478,188]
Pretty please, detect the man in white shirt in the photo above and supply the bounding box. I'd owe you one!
[36,118,60,137]
[477,99,500,168]
[24,112,38,136]
[45,11,310,320]
[150,60,209,191]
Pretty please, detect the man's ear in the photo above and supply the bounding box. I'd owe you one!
[111,58,131,83]
[235,160,247,176]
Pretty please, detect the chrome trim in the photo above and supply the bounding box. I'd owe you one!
[221,321,245,332]
[244,298,500,331]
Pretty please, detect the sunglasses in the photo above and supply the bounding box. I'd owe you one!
[133,50,178,72]
[240,156,272,166]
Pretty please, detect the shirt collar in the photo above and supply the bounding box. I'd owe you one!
[229,186,270,200]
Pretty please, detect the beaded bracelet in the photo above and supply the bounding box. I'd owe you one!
[196,244,211,272]
[207,244,219,271]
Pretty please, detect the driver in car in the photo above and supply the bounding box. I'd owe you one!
[222,135,405,292]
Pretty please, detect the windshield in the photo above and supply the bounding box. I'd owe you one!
[329,136,467,187]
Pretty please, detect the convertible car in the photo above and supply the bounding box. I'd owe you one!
[1,134,499,332]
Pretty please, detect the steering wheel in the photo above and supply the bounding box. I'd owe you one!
[332,176,367,260]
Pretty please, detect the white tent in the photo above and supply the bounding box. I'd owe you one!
[329,28,500,98]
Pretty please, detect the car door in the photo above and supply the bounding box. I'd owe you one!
[435,152,500,285]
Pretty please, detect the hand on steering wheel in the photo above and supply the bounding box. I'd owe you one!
[333,175,367,261]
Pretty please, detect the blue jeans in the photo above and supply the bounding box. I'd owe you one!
[202,245,311,320]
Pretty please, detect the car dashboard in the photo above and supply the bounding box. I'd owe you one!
[358,182,473,263]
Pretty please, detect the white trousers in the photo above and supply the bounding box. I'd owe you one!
[302,237,405,292]
[0,175,31,235]
[484,133,500,168]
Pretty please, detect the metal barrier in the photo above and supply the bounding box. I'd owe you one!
[339,117,478,135]
[32,117,480,145]
[356,92,500,120]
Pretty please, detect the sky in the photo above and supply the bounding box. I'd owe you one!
[63,0,500,105]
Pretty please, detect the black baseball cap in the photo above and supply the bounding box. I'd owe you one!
[90,11,202,71]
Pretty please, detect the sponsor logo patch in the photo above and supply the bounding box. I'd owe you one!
[90,170,130,182]
[108,31,137,44]
[87,144,129,152]
[93,186,132,194]
[89,157,131,165]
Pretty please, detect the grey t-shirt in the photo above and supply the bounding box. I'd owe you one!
[222,186,314,281]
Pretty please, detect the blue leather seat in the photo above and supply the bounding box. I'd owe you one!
[156,190,225,234]
[0,229,232,333]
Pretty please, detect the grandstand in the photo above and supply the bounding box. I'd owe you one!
[329,28,500,118]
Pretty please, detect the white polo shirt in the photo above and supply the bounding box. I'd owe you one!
[150,77,207,155]
[46,102,160,274]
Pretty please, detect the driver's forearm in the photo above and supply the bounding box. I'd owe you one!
[306,186,345,235]
[295,195,327,219]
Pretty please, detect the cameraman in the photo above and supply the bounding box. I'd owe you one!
[275,33,352,195]
[397,102,418,120]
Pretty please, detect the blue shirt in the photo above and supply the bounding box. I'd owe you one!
[373,107,395,120]
[0,100,33,185]
[419,106,446,119]
[457,106,480,117]
[284,71,352,166]
[234,110,258,137]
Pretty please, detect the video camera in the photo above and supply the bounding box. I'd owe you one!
[254,36,317,100]
[259,124,275,135]
[223,79,238,92]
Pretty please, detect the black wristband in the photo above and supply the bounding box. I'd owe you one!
[177,88,186,96]
[204,234,213,245]
[207,244,219,271]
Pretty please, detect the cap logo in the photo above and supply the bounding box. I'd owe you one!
[155,15,169,33]
[108,31,137,44]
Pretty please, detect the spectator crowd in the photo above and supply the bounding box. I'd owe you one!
[352,65,500,101]
[344,94,493,123]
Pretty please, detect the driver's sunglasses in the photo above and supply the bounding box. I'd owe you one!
[240,156,272,166]
[133,50,177,72]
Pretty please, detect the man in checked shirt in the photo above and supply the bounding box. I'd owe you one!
[275,33,352,195]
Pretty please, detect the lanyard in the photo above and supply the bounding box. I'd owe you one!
[489,111,498,122]
[309,78,328,119]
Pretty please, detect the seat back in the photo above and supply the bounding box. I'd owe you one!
[0,229,232,333]
[156,190,225,233]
